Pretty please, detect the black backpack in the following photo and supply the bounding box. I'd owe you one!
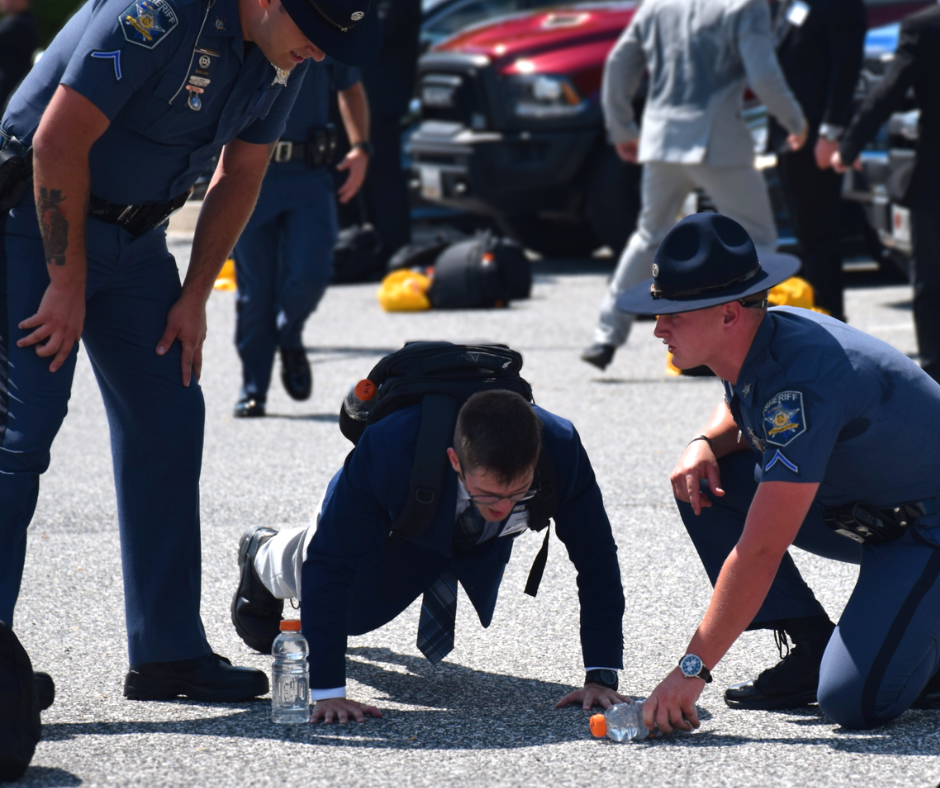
[331,224,384,284]
[0,621,40,782]
[338,341,556,596]
[427,233,532,309]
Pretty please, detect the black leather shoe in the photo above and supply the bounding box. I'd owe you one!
[124,652,268,702]
[280,347,312,401]
[581,343,616,371]
[231,526,283,654]
[725,616,835,711]
[234,397,265,418]
[34,671,55,711]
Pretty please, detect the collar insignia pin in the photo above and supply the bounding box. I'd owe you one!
[742,383,751,397]
[272,66,289,86]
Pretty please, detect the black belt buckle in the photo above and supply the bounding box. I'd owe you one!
[111,190,192,236]
[823,501,923,545]
[0,135,33,213]
[272,140,294,164]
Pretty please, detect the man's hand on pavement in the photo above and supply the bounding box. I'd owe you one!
[615,141,638,163]
[336,148,369,204]
[670,440,724,515]
[312,697,383,724]
[643,667,703,735]
[155,292,208,387]
[814,138,840,170]
[17,280,86,373]
[555,685,632,710]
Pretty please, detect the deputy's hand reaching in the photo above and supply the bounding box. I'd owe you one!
[670,439,724,515]
[555,685,632,711]
[311,697,383,724]
[643,667,703,735]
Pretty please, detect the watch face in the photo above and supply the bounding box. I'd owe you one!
[599,669,617,685]
[680,654,703,678]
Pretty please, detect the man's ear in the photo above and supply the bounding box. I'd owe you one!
[446,448,462,474]
[722,301,743,327]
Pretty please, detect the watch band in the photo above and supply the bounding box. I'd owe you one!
[678,654,713,683]
[584,669,619,691]
[688,434,715,452]
[351,140,374,157]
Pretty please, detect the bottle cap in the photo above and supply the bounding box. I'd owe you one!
[589,714,607,738]
[354,379,376,401]
[280,619,302,631]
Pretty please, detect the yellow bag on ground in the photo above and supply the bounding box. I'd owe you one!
[377,269,432,312]
[214,258,237,291]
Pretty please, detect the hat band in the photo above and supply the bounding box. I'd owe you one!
[304,0,360,33]
[650,264,761,300]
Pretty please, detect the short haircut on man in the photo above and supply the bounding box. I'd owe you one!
[454,391,541,484]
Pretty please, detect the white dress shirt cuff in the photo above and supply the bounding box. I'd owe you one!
[310,686,346,701]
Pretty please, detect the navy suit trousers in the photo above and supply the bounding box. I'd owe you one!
[0,192,209,664]
[680,450,940,729]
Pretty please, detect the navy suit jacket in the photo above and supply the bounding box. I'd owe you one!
[300,404,625,690]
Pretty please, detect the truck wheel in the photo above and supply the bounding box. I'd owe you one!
[494,213,600,258]
[584,148,641,254]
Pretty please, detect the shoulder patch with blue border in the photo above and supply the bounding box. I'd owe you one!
[119,0,179,49]
[763,390,806,446]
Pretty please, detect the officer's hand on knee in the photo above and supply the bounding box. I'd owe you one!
[670,442,724,515]
[311,697,382,724]
[17,281,86,373]
[156,295,208,387]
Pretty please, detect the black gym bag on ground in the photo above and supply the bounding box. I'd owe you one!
[427,233,532,309]
[0,621,40,782]
[331,223,384,284]
[338,341,556,596]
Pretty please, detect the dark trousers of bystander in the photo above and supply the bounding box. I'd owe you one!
[777,146,846,321]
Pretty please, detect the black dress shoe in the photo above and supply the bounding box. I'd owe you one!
[34,671,55,711]
[280,347,312,401]
[234,397,265,418]
[581,343,616,371]
[725,616,835,711]
[123,652,268,702]
[231,525,283,654]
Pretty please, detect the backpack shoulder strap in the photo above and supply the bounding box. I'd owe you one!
[389,393,459,541]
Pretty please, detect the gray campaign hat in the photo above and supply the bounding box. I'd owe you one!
[616,213,801,315]
[280,0,381,66]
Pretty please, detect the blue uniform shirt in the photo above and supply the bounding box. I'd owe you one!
[725,307,940,508]
[280,58,358,142]
[1,0,308,205]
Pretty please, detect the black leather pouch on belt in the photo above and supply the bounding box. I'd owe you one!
[823,501,926,545]
[305,123,338,168]
[0,136,33,213]
[88,190,191,237]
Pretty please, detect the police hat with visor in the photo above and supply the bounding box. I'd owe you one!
[280,0,380,66]
[616,213,801,316]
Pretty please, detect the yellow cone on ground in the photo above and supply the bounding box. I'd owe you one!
[214,258,237,291]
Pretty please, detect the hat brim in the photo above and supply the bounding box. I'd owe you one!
[616,252,802,316]
[281,0,382,67]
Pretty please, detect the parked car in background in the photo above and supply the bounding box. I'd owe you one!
[410,0,930,260]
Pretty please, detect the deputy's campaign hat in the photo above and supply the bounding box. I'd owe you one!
[281,0,380,66]
[616,213,801,315]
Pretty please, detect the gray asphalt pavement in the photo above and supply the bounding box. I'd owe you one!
[10,237,940,788]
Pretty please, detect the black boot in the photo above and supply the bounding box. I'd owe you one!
[725,615,835,711]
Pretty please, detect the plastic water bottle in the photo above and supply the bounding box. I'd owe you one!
[343,379,377,421]
[271,620,309,724]
[590,701,653,742]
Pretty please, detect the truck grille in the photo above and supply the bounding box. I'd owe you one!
[420,71,487,128]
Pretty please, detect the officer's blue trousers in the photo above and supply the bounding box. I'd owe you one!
[0,193,210,665]
[233,163,337,402]
[681,450,940,729]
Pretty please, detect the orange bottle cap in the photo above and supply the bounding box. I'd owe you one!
[354,379,376,401]
[280,619,302,631]
[589,714,607,738]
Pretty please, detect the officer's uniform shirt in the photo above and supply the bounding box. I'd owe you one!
[279,58,357,143]
[1,0,308,206]
[725,307,940,508]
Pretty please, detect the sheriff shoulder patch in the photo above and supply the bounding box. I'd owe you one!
[763,390,806,446]
[119,0,178,49]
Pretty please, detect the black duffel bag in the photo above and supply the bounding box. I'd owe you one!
[427,232,532,309]
[331,223,384,284]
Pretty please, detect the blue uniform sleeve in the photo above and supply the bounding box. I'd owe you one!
[59,0,188,121]
[237,59,309,144]
[541,415,625,670]
[331,62,360,92]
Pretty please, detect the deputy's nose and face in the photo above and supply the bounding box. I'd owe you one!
[244,0,326,71]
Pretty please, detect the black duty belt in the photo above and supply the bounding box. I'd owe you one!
[88,191,191,237]
[823,500,928,545]
[271,124,338,168]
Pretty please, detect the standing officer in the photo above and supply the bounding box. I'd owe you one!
[770,0,867,322]
[618,212,940,733]
[833,5,940,382]
[232,61,371,418]
[581,0,806,372]
[0,0,378,700]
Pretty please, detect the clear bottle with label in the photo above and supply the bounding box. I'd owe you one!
[343,379,377,422]
[589,701,653,742]
[271,620,309,724]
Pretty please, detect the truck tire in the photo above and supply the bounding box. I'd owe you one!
[494,213,600,258]
[583,148,641,254]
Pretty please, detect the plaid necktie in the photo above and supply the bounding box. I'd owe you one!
[417,569,458,664]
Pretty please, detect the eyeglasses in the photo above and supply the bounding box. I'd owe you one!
[458,473,538,507]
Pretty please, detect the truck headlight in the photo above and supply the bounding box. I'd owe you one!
[421,74,463,109]
[505,74,587,119]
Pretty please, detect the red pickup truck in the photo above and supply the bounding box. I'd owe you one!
[409,0,928,257]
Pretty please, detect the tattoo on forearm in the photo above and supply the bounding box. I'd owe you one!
[37,187,69,266]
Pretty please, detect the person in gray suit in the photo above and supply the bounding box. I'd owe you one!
[582,0,807,371]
